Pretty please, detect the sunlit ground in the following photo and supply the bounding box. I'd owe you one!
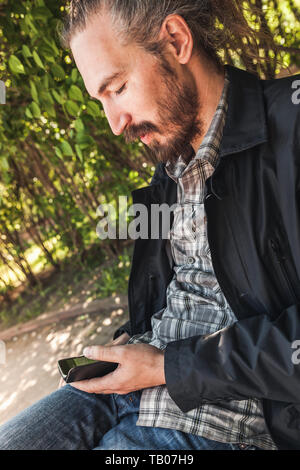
[0,305,128,425]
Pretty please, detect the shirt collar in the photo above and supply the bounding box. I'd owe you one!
[166,71,229,182]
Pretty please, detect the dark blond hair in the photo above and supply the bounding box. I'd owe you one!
[60,0,281,78]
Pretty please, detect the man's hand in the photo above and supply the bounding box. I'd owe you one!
[68,343,166,395]
[105,332,130,347]
[57,332,130,390]
[58,376,66,389]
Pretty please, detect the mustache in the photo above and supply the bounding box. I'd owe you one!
[124,122,159,143]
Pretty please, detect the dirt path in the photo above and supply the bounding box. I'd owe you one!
[0,297,129,426]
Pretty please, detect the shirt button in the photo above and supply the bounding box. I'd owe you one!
[187,257,195,264]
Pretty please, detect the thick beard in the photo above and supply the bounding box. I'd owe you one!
[147,55,203,165]
[124,53,203,166]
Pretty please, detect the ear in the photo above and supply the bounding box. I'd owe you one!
[158,14,193,65]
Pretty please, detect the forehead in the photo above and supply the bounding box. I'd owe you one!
[70,12,131,96]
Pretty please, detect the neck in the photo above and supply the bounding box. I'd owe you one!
[189,58,225,153]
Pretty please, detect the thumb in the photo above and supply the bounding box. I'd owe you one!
[83,345,121,362]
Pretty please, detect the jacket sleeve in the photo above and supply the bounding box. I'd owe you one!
[113,320,132,340]
[164,304,300,412]
[113,163,165,341]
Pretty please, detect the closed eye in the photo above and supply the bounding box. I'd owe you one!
[115,83,127,96]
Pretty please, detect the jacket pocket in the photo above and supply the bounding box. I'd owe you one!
[268,236,299,304]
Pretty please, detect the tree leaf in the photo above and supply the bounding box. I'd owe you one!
[44,102,56,118]
[42,75,49,90]
[51,89,63,104]
[33,50,45,69]
[68,85,84,103]
[24,14,38,35]
[86,101,101,118]
[71,69,79,83]
[0,157,9,171]
[30,102,41,118]
[8,55,25,75]
[25,107,33,119]
[65,100,80,117]
[75,144,83,163]
[22,45,32,58]
[30,81,39,103]
[51,64,65,80]
[40,91,54,106]
[76,132,94,149]
[39,44,56,61]
[32,7,53,21]
[60,140,73,157]
[74,118,85,133]
[55,146,63,159]
[43,37,59,57]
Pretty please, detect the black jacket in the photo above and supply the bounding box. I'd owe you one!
[114,65,300,450]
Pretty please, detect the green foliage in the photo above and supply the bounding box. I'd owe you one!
[8,55,25,74]
[0,244,133,326]
[93,250,132,299]
[0,0,299,318]
[0,0,153,305]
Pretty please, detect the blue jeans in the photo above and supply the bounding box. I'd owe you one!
[0,385,259,450]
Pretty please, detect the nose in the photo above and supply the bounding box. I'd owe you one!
[103,102,131,136]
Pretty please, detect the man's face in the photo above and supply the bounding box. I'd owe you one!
[70,11,203,164]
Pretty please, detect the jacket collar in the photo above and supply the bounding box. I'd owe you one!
[220,65,268,157]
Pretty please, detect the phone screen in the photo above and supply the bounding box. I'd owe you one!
[59,356,98,376]
[72,357,98,367]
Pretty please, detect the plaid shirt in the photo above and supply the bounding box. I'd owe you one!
[128,73,277,450]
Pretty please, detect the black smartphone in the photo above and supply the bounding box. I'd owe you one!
[58,355,119,383]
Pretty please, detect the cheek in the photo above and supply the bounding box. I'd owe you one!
[129,68,165,122]
[129,84,156,121]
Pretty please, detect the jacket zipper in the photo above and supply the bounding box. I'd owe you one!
[269,238,298,303]
[128,272,135,335]
[145,274,156,331]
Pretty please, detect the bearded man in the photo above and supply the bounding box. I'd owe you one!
[1,0,300,450]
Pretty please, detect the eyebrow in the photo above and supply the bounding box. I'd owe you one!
[97,71,125,97]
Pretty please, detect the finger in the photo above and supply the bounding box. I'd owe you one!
[111,333,130,346]
[104,333,130,348]
[69,372,118,394]
[106,339,121,347]
[58,377,65,389]
[83,345,123,362]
